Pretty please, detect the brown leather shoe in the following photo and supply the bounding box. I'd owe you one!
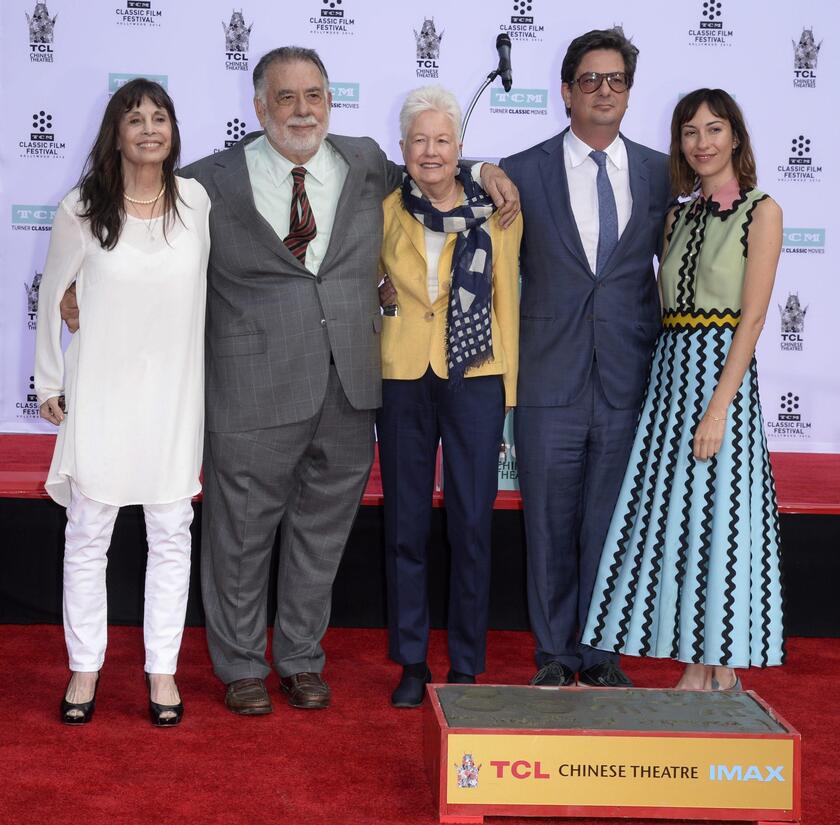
[279,672,331,709]
[224,677,273,715]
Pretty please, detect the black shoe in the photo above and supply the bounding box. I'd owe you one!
[578,661,633,688]
[60,672,100,725]
[391,664,432,708]
[530,661,575,687]
[447,669,476,684]
[146,673,184,726]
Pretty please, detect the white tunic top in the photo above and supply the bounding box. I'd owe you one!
[35,176,211,507]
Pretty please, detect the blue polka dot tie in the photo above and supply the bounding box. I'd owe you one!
[589,150,618,276]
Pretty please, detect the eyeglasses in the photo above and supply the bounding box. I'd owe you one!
[572,72,629,94]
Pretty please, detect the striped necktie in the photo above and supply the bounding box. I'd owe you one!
[589,150,618,276]
[284,166,317,265]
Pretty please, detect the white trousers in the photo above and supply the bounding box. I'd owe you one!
[63,483,193,674]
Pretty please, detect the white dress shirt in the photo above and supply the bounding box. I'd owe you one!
[564,129,632,274]
[245,134,349,275]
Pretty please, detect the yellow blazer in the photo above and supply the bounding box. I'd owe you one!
[379,188,522,405]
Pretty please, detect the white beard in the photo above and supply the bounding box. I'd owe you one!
[264,115,329,160]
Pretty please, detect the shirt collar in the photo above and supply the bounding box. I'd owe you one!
[565,128,626,170]
[258,134,332,187]
[703,177,741,211]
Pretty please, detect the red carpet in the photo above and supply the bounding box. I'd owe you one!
[2,434,840,513]
[1,627,837,825]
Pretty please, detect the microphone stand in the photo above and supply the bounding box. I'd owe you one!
[460,69,502,147]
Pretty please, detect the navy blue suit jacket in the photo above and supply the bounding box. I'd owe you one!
[500,129,671,410]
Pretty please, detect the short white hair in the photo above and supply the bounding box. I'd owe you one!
[399,85,462,141]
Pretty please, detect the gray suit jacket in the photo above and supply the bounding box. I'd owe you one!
[181,132,401,433]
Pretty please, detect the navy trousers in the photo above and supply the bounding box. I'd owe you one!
[377,367,505,675]
[515,365,638,672]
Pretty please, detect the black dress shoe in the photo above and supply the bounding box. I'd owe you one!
[529,661,575,687]
[146,673,184,726]
[391,664,432,708]
[60,672,100,725]
[578,661,633,688]
[447,669,476,684]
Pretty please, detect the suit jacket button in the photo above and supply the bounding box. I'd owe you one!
[316,275,322,283]
[586,314,593,321]
[320,318,327,326]
[424,311,434,320]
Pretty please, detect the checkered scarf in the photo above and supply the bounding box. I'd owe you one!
[401,169,496,386]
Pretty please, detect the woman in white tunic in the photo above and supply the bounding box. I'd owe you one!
[35,79,210,726]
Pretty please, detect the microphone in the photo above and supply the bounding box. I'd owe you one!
[496,33,513,92]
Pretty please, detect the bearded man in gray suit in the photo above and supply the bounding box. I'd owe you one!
[178,47,518,714]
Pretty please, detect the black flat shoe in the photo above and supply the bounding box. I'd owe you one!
[446,669,476,684]
[391,664,432,708]
[60,672,100,725]
[146,673,184,727]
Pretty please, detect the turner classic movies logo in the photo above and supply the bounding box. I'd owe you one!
[310,0,355,35]
[688,0,733,46]
[778,292,808,352]
[500,0,544,43]
[25,272,43,330]
[223,9,252,71]
[19,110,65,159]
[778,136,822,183]
[116,0,162,28]
[415,17,443,78]
[766,391,811,440]
[109,73,168,94]
[26,2,56,62]
[793,28,821,87]
[490,88,548,116]
[783,227,825,254]
[330,82,360,110]
[12,204,56,231]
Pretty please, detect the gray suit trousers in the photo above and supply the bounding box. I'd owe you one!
[200,366,375,683]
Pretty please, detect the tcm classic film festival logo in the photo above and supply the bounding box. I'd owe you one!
[26,2,56,63]
[216,117,247,151]
[309,0,355,36]
[778,293,808,352]
[415,17,443,79]
[17,375,41,422]
[688,0,733,47]
[767,392,811,441]
[223,9,252,71]
[19,110,65,159]
[500,0,544,43]
[793,27,821,88]
[778,136,822,183]
[116,0,162,28]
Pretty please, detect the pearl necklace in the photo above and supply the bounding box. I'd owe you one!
[124,185,165,205]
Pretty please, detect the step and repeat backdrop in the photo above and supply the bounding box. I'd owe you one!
[2,1,837,480]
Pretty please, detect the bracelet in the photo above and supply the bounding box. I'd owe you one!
[708,412,726,422]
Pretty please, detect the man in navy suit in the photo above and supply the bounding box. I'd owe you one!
[500,28,671,687]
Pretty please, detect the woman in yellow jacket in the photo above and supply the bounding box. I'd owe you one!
[378,86,522,707]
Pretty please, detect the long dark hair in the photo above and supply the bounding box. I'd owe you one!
[78,78,183,250]
[669,88,757,198]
